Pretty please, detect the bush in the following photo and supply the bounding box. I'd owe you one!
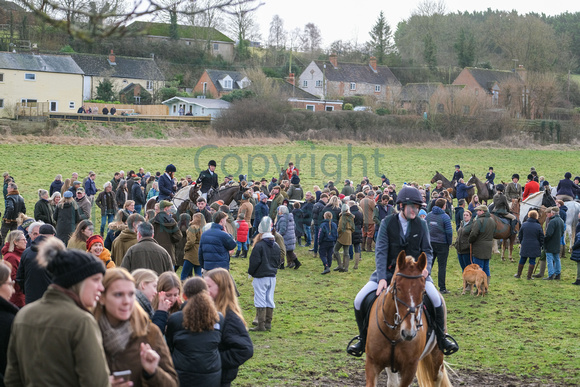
[96,79,116,102]
[343,103,353,110]
[343,96,365,107]
[221,89,256,103]
[375,108,391,116]
[60,44,75,53]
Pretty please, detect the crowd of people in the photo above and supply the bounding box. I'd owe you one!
[2,161,580,385]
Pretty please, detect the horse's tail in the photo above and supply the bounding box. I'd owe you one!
[416,355,452,387]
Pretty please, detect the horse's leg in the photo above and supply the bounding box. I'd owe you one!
[385,367,401,387]
[509,237,515,262]
[493,239,500,255]
[365,358,383,387]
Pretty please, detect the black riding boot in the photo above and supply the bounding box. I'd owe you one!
[241,248,248,258]
[347,308,367,357]
[434,305,459,356]
[511,219,518,235]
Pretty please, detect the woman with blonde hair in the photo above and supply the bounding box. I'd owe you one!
[166,277,223,386]
[132,269,171,333]
[94,268,178,387]
[323,195,341,224]
[67,219,94,251]
[60,178,71,195]
[1,230,27,307]
[153,272,182,316]
[49,191,61,211]
[123,200,136,216]
[182,213,206,279]
[205,268,253,387]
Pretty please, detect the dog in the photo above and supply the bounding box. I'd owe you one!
[462,263,488,296]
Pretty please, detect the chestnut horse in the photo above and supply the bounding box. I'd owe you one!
[466,174,491,202]
[365,251,451,387]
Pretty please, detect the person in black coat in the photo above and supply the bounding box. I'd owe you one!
[131,178,146,215]
[15,228,55,304]
[570,218,580,285]
[166,277,223,387]
[301,194,314,247]
[1,260,19,381]
[349,201,364,269]
[516,210,544,280]
[49,175,64,197]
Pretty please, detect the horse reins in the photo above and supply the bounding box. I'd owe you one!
[375,272,425,373]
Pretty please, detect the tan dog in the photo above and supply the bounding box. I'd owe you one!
[462,264,488,296]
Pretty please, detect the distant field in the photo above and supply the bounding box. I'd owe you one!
[1,142,579,385]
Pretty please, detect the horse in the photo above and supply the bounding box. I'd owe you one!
[207,184,244,206]
[365,251,451,387]
[466,174,491,203]
[490,212,518,262]
[145,185,196,214]
[519,190,554,226]
[564,201,580,251]
[430,172,454,197]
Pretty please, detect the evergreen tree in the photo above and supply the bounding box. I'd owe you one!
[423,33,437,71]
[169,7,179,41]
[96,79,116,101]
[368,11,393,64]
[454,28,475,68]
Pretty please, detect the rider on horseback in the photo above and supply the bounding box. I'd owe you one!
[158,164,177,201]
[491,184,518,234]
[347,186,459,358]
[196,160,219,201]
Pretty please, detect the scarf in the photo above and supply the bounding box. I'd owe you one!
[98,314,133,357]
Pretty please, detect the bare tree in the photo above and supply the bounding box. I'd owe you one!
[412,0,447,17]
[268,14,286,49]
[14,0,263,42]
[301,22,321,54]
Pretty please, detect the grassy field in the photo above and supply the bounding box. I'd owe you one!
[1,142,579,385]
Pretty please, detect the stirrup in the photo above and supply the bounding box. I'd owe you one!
[441,334,459,356]
[346,336,365,357]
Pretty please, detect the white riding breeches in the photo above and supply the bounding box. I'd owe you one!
[354,279,441,310]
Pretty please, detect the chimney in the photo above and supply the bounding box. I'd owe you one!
[108,49,116,65]
[329,53,337,69]
[287,73,295,86]
[369,56,377,72]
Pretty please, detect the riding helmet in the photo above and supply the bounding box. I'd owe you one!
[565,172,572,179]
[512,174,519,180]
[166,164,177,173]
[396,186,424,206]
[496,183,505,192]
[208,160,217,167]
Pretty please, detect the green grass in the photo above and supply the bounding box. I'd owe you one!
[1,142,579,385]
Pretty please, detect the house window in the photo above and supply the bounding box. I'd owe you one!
[173,105,177,113]
[224,80,232,89]
[306,105,315,111]
[186,41,191,46]
[437,103,444,113]
[24,73,36,81]
[21,99,37,107]
[213,43,219,51]
[49,101,58,112]
[375,85,381,92]
[69,101,75,109]
[315,80,323,88]
[201,108,205,114]
[303,80,308,87]
[325,106,334,111]
[463,105,470,115]
[0,73,3,82]
[350,82,356,90]
[0,99,4,108]
[146,81,154,90]
[134,96,141,104]
[202,82,208,94]
[123,79,128,84]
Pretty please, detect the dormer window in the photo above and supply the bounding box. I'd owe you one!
[224,80,232,89]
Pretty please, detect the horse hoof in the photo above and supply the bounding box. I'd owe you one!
[501,258,505,262]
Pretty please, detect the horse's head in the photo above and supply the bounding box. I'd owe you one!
[430,172,440,184]
[542,189,556,208]
[391,251,427,341]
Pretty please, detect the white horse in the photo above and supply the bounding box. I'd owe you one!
[147,185,195,213]
[564,201,580,250]
[519,191,545,224]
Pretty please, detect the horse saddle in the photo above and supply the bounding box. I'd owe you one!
[497,216,510,225]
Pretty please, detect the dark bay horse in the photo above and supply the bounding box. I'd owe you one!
[467,174,491,202]
[491,199,520,262]
[365,251,451,387]
[430,172,454,196]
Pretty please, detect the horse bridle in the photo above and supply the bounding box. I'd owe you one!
[375,272,426,374]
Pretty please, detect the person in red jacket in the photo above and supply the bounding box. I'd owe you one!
[235,213,250,258]
[523,173,540,201]
[286,162,299,179]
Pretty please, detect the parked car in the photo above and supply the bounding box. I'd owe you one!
[353,106,373,112]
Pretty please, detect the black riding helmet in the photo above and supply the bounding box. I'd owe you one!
[166,164,176,173]
[512,174,519,180]
[396,186,424,206]
[496,183,505,192]
[208,160,217,167]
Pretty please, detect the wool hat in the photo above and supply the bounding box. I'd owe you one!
[39,224,56,235]
[418,209,427,217]
[63,191,73,198]
[260,193,268,200]
[341,203,349,213]
[339,194,345,200]
[21,218,35,230]
[291,175,300,185]
[474,205,488,212]
[258,216,272,234]
[160,200,172,210]
[209,202,220,211]
[43,245,106,289]
[86,235,104,251]
[73,181,81,186]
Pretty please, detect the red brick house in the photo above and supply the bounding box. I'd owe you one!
[282,74,342,112]
[193,69,251,99]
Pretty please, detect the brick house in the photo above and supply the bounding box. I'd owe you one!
[297,54,401,103]
[193,69,251,98]
[281,74,342,112]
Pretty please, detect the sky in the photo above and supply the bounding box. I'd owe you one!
[253,0,577,47]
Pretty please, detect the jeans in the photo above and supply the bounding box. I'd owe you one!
[100,213,115,235]
[472,257,490,277]
[348,243,361,259]
[237,241,248,251]
[431,242,449,291]
[519,256,537,266]
[304,225,312,245]
[134,205,142,215]
[181,260,201,280]
[319,242,334,267]
[545,252,561,276]
[312,224,320,253]
[457,253,471,272]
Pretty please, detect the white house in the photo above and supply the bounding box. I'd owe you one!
[162,97,231,119]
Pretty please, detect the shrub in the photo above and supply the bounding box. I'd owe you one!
[343,103,353,110]
[375,108,391,116]
[60,45,75,53]
[343,96,365,107]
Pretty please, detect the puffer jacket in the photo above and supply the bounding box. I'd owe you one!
[3,192,26,221]
[570,231,580,262]
[518,218,544,258]
[275,213,296,251]
[198,223,237,270]
[426,206,453,245]
[350,205,363,245]
[248,236,280,278]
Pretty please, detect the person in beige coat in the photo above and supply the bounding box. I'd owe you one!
[333,204,355,272]
[181,213,206,280]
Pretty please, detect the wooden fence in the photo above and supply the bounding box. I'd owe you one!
[16,102,50,118]
[47,113,211,124]
[86,103,168,116]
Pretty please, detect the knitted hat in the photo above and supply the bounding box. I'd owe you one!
[21,218,35,230]
[291,175,300,184]
[341,204,349,213]
[41,241,105,289]
[260,193,268,200]
[63,191,73,198]
[418,209,427,217]
[258,216,272,233]
[160,200,172,210]
[339,194,345,200]
[86,235,104,251]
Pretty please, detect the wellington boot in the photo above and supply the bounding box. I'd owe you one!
[560,245,566,258]
[361,237,367,252]
[342,251,350,272]
[533,260,546,278]
[241,248,248,258]
[434,305,459,356]
[249,307,266,331]
[265,307,274,331]
[234,250,241,258]
[366,238,374,253]
[353,252,361,270]
[252,310,259,326]
[527,265,535,280]
[514,264,524,278]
